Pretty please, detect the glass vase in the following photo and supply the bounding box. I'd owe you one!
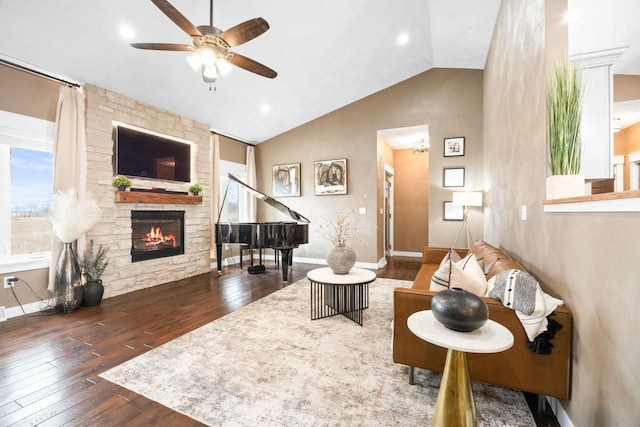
[54,242,83,313]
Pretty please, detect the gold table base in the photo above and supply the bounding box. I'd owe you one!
[432,349,478,427]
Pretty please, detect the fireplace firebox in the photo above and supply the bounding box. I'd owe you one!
[131,210,185,262]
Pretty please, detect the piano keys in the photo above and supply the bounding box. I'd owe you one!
[215,174,309,284]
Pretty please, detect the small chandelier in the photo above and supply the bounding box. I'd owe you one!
[413,138,429,154]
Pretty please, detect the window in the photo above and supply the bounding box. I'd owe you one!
[218,160,246,222]
[0,110,54,273]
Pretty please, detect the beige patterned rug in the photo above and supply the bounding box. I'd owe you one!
[100,277,535,426]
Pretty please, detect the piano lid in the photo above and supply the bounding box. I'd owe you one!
[222,174,310,223]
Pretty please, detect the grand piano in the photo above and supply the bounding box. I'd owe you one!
[215,174,310,284]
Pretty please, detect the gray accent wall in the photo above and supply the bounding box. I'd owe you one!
[256,68,485,264]
[484,1,640,426]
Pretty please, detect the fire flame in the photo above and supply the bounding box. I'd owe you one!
[143,226,177,248]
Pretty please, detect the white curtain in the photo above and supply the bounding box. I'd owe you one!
[241,145,257,222]
[210,133,220,259]
[47,86,87,291]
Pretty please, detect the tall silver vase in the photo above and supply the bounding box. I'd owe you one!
[54,242,83,313]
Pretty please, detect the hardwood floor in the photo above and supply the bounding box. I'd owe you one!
[0,257,558,426]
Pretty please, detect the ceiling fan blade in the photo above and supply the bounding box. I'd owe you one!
[228,53,277,79]
[150,0,202,36]
[219,18,269,47]
[131,43,193,51]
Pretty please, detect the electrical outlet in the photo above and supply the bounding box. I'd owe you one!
[4,276,17,288]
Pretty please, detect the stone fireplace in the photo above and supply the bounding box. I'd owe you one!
[131,210,185,262]
[83,84,211,299]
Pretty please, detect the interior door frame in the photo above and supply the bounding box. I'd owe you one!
[383,163,394,257]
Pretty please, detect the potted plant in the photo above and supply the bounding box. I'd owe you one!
[112,175,132,191]
[189,183,203,196]
[546,63,584,199]
[79,239,110,307]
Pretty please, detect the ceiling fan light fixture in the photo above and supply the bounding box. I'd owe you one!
[200,48,217,66]
[216,57,233,76]
[186,53,202,70]
[202,64,218,83]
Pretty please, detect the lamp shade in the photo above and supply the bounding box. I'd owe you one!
[452,191,483,207]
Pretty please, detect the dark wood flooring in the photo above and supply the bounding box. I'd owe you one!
[0,257,558,426]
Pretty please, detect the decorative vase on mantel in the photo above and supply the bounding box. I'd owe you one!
[53,242,83,314]
[326,245,356,275]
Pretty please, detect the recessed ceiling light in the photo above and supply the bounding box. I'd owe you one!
[119,25,135,40]
[260,104,270,113]
[397,32,409,46]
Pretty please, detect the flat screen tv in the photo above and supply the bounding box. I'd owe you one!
[114,124,191,183]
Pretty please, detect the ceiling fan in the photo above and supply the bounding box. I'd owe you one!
[131,0,277,85]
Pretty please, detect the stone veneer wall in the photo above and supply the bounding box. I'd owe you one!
[84,84,211,298]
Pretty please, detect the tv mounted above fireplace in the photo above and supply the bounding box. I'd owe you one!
[114,123,191,183]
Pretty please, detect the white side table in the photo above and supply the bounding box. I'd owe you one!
[307,267,376,326]
[407,310,514,427]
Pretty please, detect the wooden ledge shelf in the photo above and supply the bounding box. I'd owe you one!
[115,191,202,205]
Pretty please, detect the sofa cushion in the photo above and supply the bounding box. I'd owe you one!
[430,251,487,296]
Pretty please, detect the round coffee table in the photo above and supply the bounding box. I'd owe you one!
[408,310,514,426]
[307,267,376,326]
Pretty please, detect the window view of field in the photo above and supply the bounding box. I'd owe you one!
[11,215,52,255]
[9,147,53,256]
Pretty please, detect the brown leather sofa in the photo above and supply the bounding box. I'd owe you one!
[393,241,572,400]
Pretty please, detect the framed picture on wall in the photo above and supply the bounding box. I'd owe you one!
[272,163,301,197]
[314,158,347,195]
[443,167,465,187]
[444,137,465,157]
[443,201,464,221]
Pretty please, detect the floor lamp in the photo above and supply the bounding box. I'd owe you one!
[452,191,483,248]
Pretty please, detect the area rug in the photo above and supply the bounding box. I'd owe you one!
[100,278,535,426]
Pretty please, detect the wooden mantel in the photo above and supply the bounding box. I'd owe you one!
[114,191,202,205]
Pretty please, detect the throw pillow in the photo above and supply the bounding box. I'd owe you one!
[430,251,488,297]
[429,249,461,291]
[488,269,538,315]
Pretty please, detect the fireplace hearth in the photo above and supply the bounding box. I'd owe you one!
[131,210,185,262]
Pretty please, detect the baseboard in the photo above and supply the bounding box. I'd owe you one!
[221,254,380,271]
[391,251,422,257]
[546,396,574,427]
[4,300,48,320]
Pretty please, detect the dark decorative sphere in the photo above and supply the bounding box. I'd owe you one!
[431,287,489,332]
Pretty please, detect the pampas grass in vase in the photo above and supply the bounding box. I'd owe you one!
[49,188,102,313]
[49,188,102,243]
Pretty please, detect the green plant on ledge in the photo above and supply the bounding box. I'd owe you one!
[79,239,110,282]
[547,63,583,176]
[189,183,203,195]
[112,175,132,190]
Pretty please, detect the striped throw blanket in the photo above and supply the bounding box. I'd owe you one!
[487,269,564,355]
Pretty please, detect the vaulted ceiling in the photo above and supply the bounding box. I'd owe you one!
[0,0,638,144]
